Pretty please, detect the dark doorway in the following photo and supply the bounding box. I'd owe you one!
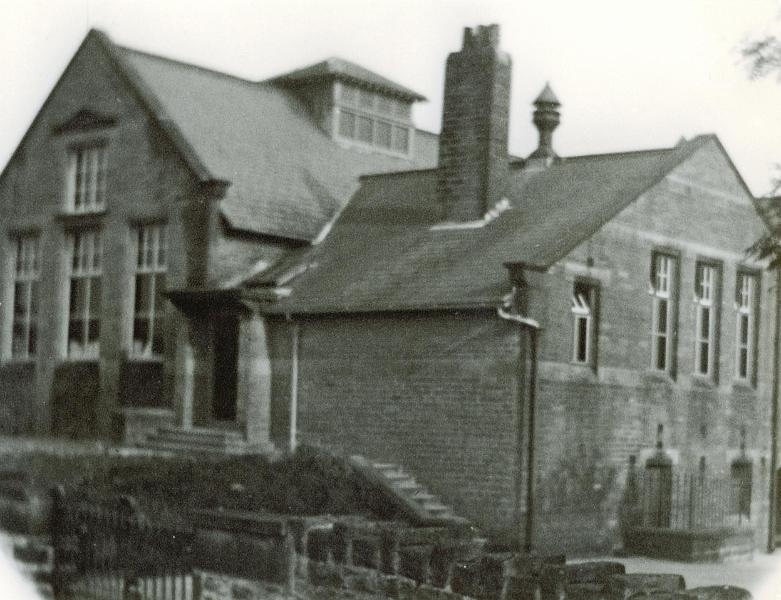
[212,314,239,421]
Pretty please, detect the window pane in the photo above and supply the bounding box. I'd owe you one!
[138,274,152,313]
[92,232,102,270]
[11,323,26,357]
[392,126,409,152]
[739,349,748,379]
[577,317,588,362]
[699,342,709,374]
[740,315,749,345]
[69,278,87,317]
[376,121,392,148]
[656,336,667,370]
[133,319,149,352]
[700,308,710,339]
[154,274,166,312]
[338,111,356,139]
[656,299,667,333]
[357,116,373,143]
[68,320,84,352]
[89,277,101,317]
[27,324,37,357]
[74,151,85,210]
[152,318,165,355]
[13,283,28,318]
[28,282,38,317]
[88,319,100,345]
[157,227,167,268]
[137,228,146,268]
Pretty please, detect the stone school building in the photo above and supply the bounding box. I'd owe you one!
[1,25,778,554]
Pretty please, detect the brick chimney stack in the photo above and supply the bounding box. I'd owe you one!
[437,25,512,222]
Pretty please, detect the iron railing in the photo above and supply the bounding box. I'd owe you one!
[630,469,752,530]
[51,489,196,600]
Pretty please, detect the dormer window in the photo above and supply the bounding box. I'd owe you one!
[334,82,412,155]
[65,144,107,213]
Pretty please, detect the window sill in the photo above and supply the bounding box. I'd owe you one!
[61,357,100,364]
[56,211,107,227]
[690,374,717,388]
[644,369,676,384]
[0,358,37,370]
[126,355,164,364]
[570,360,597,373]
[731,380,757,393]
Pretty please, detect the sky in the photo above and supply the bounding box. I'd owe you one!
[1,0,780,197]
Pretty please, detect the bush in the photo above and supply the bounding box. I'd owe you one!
[8,445,401,520]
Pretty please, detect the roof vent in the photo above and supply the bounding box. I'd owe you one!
[528,83,561,161]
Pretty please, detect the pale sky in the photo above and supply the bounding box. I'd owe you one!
[1,0,781,195]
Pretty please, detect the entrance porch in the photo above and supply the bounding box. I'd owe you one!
[149,289,276,454]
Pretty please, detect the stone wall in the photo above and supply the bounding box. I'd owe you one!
[292,140,775,555]
[0,33,197,436]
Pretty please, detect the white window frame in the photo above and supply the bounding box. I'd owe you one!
[735,272,757,382]
[66,229,102,359]
[571,283,595,365]
[651,253,675,374]
[65,144,107,213]
[130,224,167,358]
[694,262,719,378]
[10,233,40,360]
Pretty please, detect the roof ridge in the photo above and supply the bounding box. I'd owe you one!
[561,146,674,161]
[360,167,439,180]
[117,45,261,87]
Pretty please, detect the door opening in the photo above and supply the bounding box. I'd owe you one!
[211,314,238,422]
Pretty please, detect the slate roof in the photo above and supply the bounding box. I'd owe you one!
[69,31,436,242]
[258,136,715,314]
[267,57,426,101]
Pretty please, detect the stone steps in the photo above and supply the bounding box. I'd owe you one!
[141,427,273,455]
[349,456,466,526]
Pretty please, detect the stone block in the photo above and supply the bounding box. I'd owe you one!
[564,561,626,584]
[503,575,540,600]
[565,582,608,600]
[686,586,752,600]
[608,573,686,597]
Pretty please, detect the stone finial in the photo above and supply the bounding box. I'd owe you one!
[528,83,561,160]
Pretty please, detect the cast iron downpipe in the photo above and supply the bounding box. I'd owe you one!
[499,262,544,554]
[768,267,781,552]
